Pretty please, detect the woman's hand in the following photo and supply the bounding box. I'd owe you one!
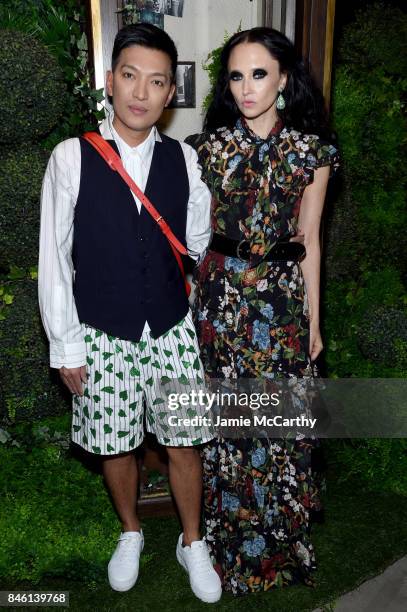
[289,230,305,244]
[309,320,323,362]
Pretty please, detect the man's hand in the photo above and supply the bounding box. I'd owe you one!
[60,365,87,396]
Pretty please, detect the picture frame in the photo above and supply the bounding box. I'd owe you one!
[169,62,196,108]
[117,1,164,30]
[163,0,184,17]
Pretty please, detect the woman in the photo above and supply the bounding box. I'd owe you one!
[188,28,339,595]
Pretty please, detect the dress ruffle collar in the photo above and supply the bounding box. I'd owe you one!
[235,116,284,146]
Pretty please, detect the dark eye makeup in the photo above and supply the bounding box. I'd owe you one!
[253,69,268,79]
[229,68,268,81]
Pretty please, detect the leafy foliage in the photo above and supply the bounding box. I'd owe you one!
[0,0,104,148]
[323,269,407,377]
[324,2,407,377]
[326,439,407,497]
[357,306,407,366]
[323,3,407,499]
[32,3,105,148]
[0,278,69,423]
[0,0,105,425]
[0,29,66,144]
[0,146,49,268]
[337,2,406,77]
[202,30,237,111]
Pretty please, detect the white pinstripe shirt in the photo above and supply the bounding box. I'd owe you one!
[38,116,211,369]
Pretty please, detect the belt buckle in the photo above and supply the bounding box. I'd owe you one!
[236,239,251,261]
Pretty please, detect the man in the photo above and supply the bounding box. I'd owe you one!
[38,23,221,604]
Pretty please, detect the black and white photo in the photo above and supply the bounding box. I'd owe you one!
[169,62,195,108]
[163,0,184,17]
[133,1,185,19]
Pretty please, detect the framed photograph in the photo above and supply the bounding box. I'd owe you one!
[163,0,184,17]
[169,62,195,108]
[117,1,164,29]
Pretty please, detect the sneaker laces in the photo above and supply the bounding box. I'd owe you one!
[116,535,141,561]
[189,542,214,576]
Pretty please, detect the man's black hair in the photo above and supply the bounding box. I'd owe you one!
[111,23,178,81]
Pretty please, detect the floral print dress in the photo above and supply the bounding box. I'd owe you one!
[189,118,339,595]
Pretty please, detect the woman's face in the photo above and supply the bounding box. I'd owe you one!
[227,42,287,123]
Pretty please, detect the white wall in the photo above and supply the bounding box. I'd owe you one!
[160,0,262,140]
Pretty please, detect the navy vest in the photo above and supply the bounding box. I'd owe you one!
[72,133,190,342]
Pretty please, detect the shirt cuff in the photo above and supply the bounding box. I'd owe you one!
[187,230,212,262]
[49,340,87,369]
[187,249,198,261]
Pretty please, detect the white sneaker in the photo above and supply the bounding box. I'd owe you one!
[176,533,222,603]
[108,530,144,592]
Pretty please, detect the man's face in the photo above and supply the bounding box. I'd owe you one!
[106,44,175,136]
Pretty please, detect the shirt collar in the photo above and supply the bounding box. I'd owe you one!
[99,114,162,159]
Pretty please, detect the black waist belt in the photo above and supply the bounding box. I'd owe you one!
[209,233,306,262]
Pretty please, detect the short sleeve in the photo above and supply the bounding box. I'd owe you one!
[184,132,213,187]
[303,135,340,184]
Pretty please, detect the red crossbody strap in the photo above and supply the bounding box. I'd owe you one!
[83,131,190,297]
[83,131,188,256]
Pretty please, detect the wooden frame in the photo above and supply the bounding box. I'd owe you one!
[88,0,120,93]
[262,0,336,109]
[295,0,336,108]
[116,1,165,29]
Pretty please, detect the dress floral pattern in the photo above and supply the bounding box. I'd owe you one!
[190,118,339,595]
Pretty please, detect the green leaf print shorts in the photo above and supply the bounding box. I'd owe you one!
[71,310,214,454]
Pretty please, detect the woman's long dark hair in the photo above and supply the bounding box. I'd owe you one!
[204,27,329,137]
